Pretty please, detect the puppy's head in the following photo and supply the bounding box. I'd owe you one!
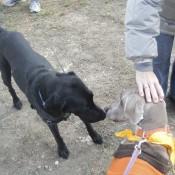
[106,89,145,125]
[44,71,106,123]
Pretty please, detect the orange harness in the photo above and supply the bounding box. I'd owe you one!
[107,127,172,175]
[107,157,163,175]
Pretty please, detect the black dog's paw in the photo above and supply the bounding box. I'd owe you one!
[92,133,103,144]
[14,100,22,110]
[58,146,69,159]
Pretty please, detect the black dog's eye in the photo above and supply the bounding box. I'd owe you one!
[89,91,94,99]
[56,72,61,76]
[68,71,75,76]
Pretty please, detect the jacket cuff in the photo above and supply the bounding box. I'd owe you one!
[134,59,153,72]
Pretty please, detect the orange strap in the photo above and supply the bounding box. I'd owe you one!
[107,157,164,175]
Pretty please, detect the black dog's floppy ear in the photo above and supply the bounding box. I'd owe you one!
[44,93,66,112]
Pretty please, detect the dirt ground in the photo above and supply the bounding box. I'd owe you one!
[0,0,175,174]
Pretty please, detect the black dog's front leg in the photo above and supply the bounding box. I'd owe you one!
[30,91,70,159]
[83,122,103,144]
[47,121,69,159]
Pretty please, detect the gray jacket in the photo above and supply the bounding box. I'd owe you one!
[125,0,175,71]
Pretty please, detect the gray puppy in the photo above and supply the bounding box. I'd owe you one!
[106,89,172,174]
[106,89,168,132]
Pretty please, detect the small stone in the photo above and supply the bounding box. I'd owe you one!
[37,165,41,169]
[11,157,16,161]
[48,167,52,171]
[55,161,59,166]
[41,154,45,159]
[44,165,49,169]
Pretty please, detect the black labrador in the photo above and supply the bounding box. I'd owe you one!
[0,27,106,159]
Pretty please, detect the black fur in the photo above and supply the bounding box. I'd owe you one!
[0,27,106,159]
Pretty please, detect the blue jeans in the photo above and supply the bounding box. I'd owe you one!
[153,33,174,97]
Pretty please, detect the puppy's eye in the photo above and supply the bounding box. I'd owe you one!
[120,100,123,106]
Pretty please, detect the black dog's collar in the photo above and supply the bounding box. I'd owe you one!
[38,90,46,107]
[38,90,71,123]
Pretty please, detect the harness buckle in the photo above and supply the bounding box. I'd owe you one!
[124,139,147,175]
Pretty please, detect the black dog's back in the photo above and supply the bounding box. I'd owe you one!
[0,29,53,93]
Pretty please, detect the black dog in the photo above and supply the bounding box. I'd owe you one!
[0,27,106,159]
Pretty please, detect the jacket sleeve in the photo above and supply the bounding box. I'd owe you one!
[125,0,163,71]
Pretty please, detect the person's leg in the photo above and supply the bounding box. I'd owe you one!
[169,57,175,99]
[153,33,174,95]
[3,0,41,13]
[29,0,41,13]
[3,0,18,7]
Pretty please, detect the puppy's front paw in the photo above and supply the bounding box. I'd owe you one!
[92,133,103,144]
[14,100,22,110]
[58,146,69,159]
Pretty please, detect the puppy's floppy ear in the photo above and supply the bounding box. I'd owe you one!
[131,96,145,124]
[134,97,145,119]
[123,94,145,124]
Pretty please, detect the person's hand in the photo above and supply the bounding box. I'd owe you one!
[136,71,164,103]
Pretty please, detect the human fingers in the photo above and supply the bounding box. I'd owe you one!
[143,84,152,103]
[154,81,164,101]
[137,81,144,97]
[149,83,158,103]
